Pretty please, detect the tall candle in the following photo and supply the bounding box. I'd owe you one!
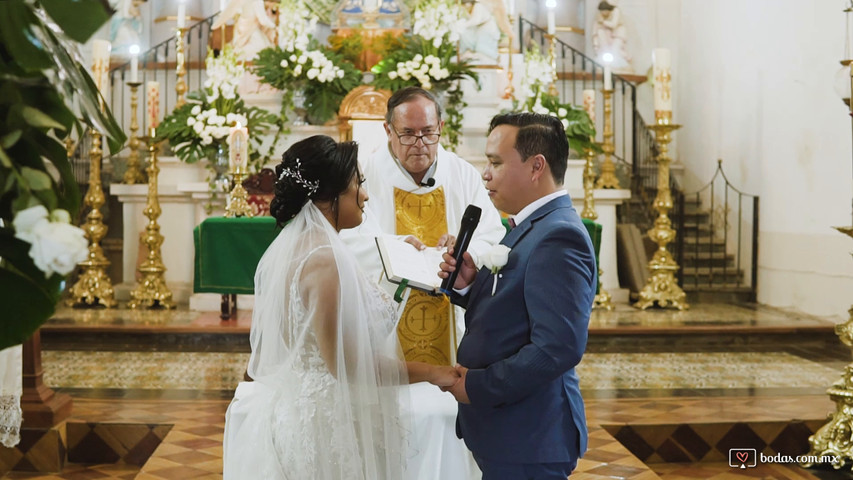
[129,44,139,82]
[220,0,226,12]
[177,1,186,28]
[603,64,612,90]
[146,81,160,128]
[507,0,515,16]
[229,122,249,173]
[582,89,595,124]
[653,48,672,112]
[91,39,111,99]
[546,0,556,34]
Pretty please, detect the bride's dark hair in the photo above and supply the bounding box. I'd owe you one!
[269,135,359,226]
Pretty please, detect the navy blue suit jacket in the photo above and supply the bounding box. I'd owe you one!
[453,194,596,464]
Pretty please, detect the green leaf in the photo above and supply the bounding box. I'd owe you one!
[40,0,112,44]
[0,1,53,72]
[21,167,52,191]
[0,267,60,350]
[21,105,66,131]
[0,146,12,168]
[1,131,22,150]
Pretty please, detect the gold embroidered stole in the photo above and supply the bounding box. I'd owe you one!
[394,187,455,366]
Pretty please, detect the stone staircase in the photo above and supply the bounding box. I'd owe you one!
[679,197,755,303]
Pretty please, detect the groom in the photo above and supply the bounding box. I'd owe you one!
[439,112,597,479]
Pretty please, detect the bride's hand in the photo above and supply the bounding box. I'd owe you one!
[429,365,462,388]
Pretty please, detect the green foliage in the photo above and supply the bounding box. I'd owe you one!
[0,0,125,350]
[253,43,362,125]
[539,94,601,156]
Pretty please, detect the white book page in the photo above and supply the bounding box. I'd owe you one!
[377,238,445,289]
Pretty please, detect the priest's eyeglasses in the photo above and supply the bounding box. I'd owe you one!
[390,125,441,146]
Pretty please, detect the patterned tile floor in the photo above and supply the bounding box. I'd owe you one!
[3,303,847,479]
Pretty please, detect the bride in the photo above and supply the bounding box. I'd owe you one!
[223,135,458,479]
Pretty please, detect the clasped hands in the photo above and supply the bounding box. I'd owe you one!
[429,364,470,404]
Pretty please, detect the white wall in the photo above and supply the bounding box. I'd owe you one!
[672,0,853,319]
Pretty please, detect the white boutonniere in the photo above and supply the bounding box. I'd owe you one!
[482,245,511,296]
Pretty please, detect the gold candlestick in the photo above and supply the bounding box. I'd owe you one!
[128,128,175,309]
[581,143,614,311]
[804,226,853,467]
[634,120,688,310]
[225,170,254,217]
[596,88,620,189]
[546,33,558,97]
[67,130,117,308]
[175,27,187,108]
[123,82,145,184]
[502,15,516,100]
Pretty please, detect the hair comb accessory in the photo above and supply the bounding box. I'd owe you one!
[278,158,320,197]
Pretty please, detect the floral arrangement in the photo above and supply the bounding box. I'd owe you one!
[157,46,279,173]
[253,0,362,125]
[481,245,511,296]
[515,48,599,156]
[1,0,126,348]
[371,0,479,149]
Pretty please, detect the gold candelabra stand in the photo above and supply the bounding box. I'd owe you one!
[175,27,187,108]
[804,226,853,468]
[67,130,117,307]
[128,128,175,309]
[596,88,621,189]
[546,33,558,97]
[225,168,254,218]
[580,143,614,311]
[123,82,146,184]
[502,15,515,100]
[634,120,689,310]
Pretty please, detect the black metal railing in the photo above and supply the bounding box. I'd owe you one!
[518,17,634,177]
[676,160,759,299]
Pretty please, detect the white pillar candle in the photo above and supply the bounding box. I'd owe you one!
[91,39,111,98]
[146,81,160,129]
[546,0,556,34]
[229,122,249,173]
[603,64,612,90]
[653,48,673,112]
[129,44,139,82]
[177,1,186,28]
[582,89,595,124]
[507,0,515,16]
[220,0,226,12]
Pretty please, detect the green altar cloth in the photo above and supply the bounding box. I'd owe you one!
[582,218,602,294]
[193,216,280,294]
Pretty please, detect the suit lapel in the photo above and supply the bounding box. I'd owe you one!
[469,195,573,301]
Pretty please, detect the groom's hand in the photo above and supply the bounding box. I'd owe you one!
[447,364,470,404]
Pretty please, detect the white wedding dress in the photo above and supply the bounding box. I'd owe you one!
[223,203,409,479]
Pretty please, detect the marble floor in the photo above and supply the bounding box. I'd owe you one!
[3,302,851,479]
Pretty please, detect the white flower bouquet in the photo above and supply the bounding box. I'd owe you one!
[157,46,278,169]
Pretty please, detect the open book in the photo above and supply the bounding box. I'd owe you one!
[375,236,446,294]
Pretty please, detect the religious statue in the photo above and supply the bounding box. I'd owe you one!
[212,0,277,62]
[591,0,633,73]
[459,0,513,65]
[108,0,143,56]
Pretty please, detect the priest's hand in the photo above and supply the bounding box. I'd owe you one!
[404,235,427,251]
[436,233,456,248]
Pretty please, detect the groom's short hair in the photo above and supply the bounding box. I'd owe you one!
[488,112,568,185]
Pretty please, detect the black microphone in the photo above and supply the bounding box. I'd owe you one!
[440,204,481,295]
[419,178,436,187]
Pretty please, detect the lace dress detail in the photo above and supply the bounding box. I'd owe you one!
[268,247,401,479]
[0,394,21,448]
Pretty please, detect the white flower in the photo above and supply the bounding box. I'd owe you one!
[558,107,568,117]
[12,205,88,277]
[388,71,398,80]
[483,244,511,273]
[187,117,196,126]
[561,119,569,129]
[481,244,511,296]
[191,105,201,115]
[280,59,289,68]
[289,54,297,62]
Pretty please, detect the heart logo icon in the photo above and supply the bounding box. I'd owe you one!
[736,452,749,463]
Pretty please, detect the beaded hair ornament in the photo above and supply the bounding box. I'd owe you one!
[278,158,320,197]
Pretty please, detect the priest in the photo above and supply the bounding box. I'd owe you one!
[341,86,505,480]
